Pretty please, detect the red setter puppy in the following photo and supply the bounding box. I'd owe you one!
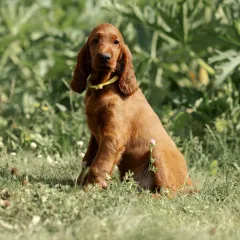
[71,23,194,196]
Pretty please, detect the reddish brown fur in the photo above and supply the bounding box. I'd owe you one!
[71,23,194,195]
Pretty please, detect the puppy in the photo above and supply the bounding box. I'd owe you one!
[71,23,194,196]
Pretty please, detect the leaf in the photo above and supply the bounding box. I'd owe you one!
[132,5,145,23]
[135,58,151,79]
[209,50,240,86]
[55,103,67,112]
[182,2,188,43]
[172,112,190,133]
[197,58,215,75]
[234,19,240,37]
[208,50,238,64]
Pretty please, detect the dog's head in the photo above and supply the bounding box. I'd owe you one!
[70,23,138,95]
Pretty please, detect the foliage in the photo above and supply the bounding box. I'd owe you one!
[0,0,107,152]
[0,1,239,157]
[106,0,240,136]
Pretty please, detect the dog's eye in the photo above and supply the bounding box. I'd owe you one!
[114,40,119,45]
[93,37,99,44]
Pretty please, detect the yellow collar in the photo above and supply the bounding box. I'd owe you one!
[87,75,119,90]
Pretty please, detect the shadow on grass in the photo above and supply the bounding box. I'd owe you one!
[28,175,77,187]
[0,167,77,188]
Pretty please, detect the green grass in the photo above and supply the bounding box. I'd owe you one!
[0,149,239,240]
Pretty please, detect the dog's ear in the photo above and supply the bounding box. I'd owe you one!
[117,44,138,95]
[70,42,91,93]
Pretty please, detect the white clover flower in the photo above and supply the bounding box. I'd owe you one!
[10,152,16,156]
[30,142,37,149]
[79,152,85,158]
[150,138,156,146]
[37,154,43,158]
[46,156,54,165]
[30,215,41,227]
[77,141,84,148]
[0,142,4,148]
[54,153,61,160]
[41,196,47,203]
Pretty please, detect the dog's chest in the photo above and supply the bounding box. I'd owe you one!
[84,91,118,135]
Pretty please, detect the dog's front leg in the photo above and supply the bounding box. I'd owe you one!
[77,135,98,186]
[85,139,124,189]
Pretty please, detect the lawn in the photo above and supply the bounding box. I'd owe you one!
[0,149,239,240]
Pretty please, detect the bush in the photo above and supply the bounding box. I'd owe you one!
[0,0,239,158]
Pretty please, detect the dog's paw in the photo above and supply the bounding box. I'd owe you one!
[100,181,108,189]
[84,177,108,190]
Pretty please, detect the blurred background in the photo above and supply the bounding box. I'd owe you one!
[0,0,239,169]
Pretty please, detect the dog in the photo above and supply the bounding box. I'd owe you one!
[71,23,194,196]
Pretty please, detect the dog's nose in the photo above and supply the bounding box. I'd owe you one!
[98,53,111,61]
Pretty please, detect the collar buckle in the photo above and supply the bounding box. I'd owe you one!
[87,75,119,90]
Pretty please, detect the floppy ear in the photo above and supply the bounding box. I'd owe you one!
[118,44,138,95]
[70,42,91,93]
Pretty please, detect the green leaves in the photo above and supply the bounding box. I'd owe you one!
[172,112,191,134]
[182,2,189,43]
[0,0,104,151]
[106,0,240,138]
[0,0,239,152]
[209,50,240,86]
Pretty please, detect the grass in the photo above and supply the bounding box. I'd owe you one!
[0,148,239,240]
